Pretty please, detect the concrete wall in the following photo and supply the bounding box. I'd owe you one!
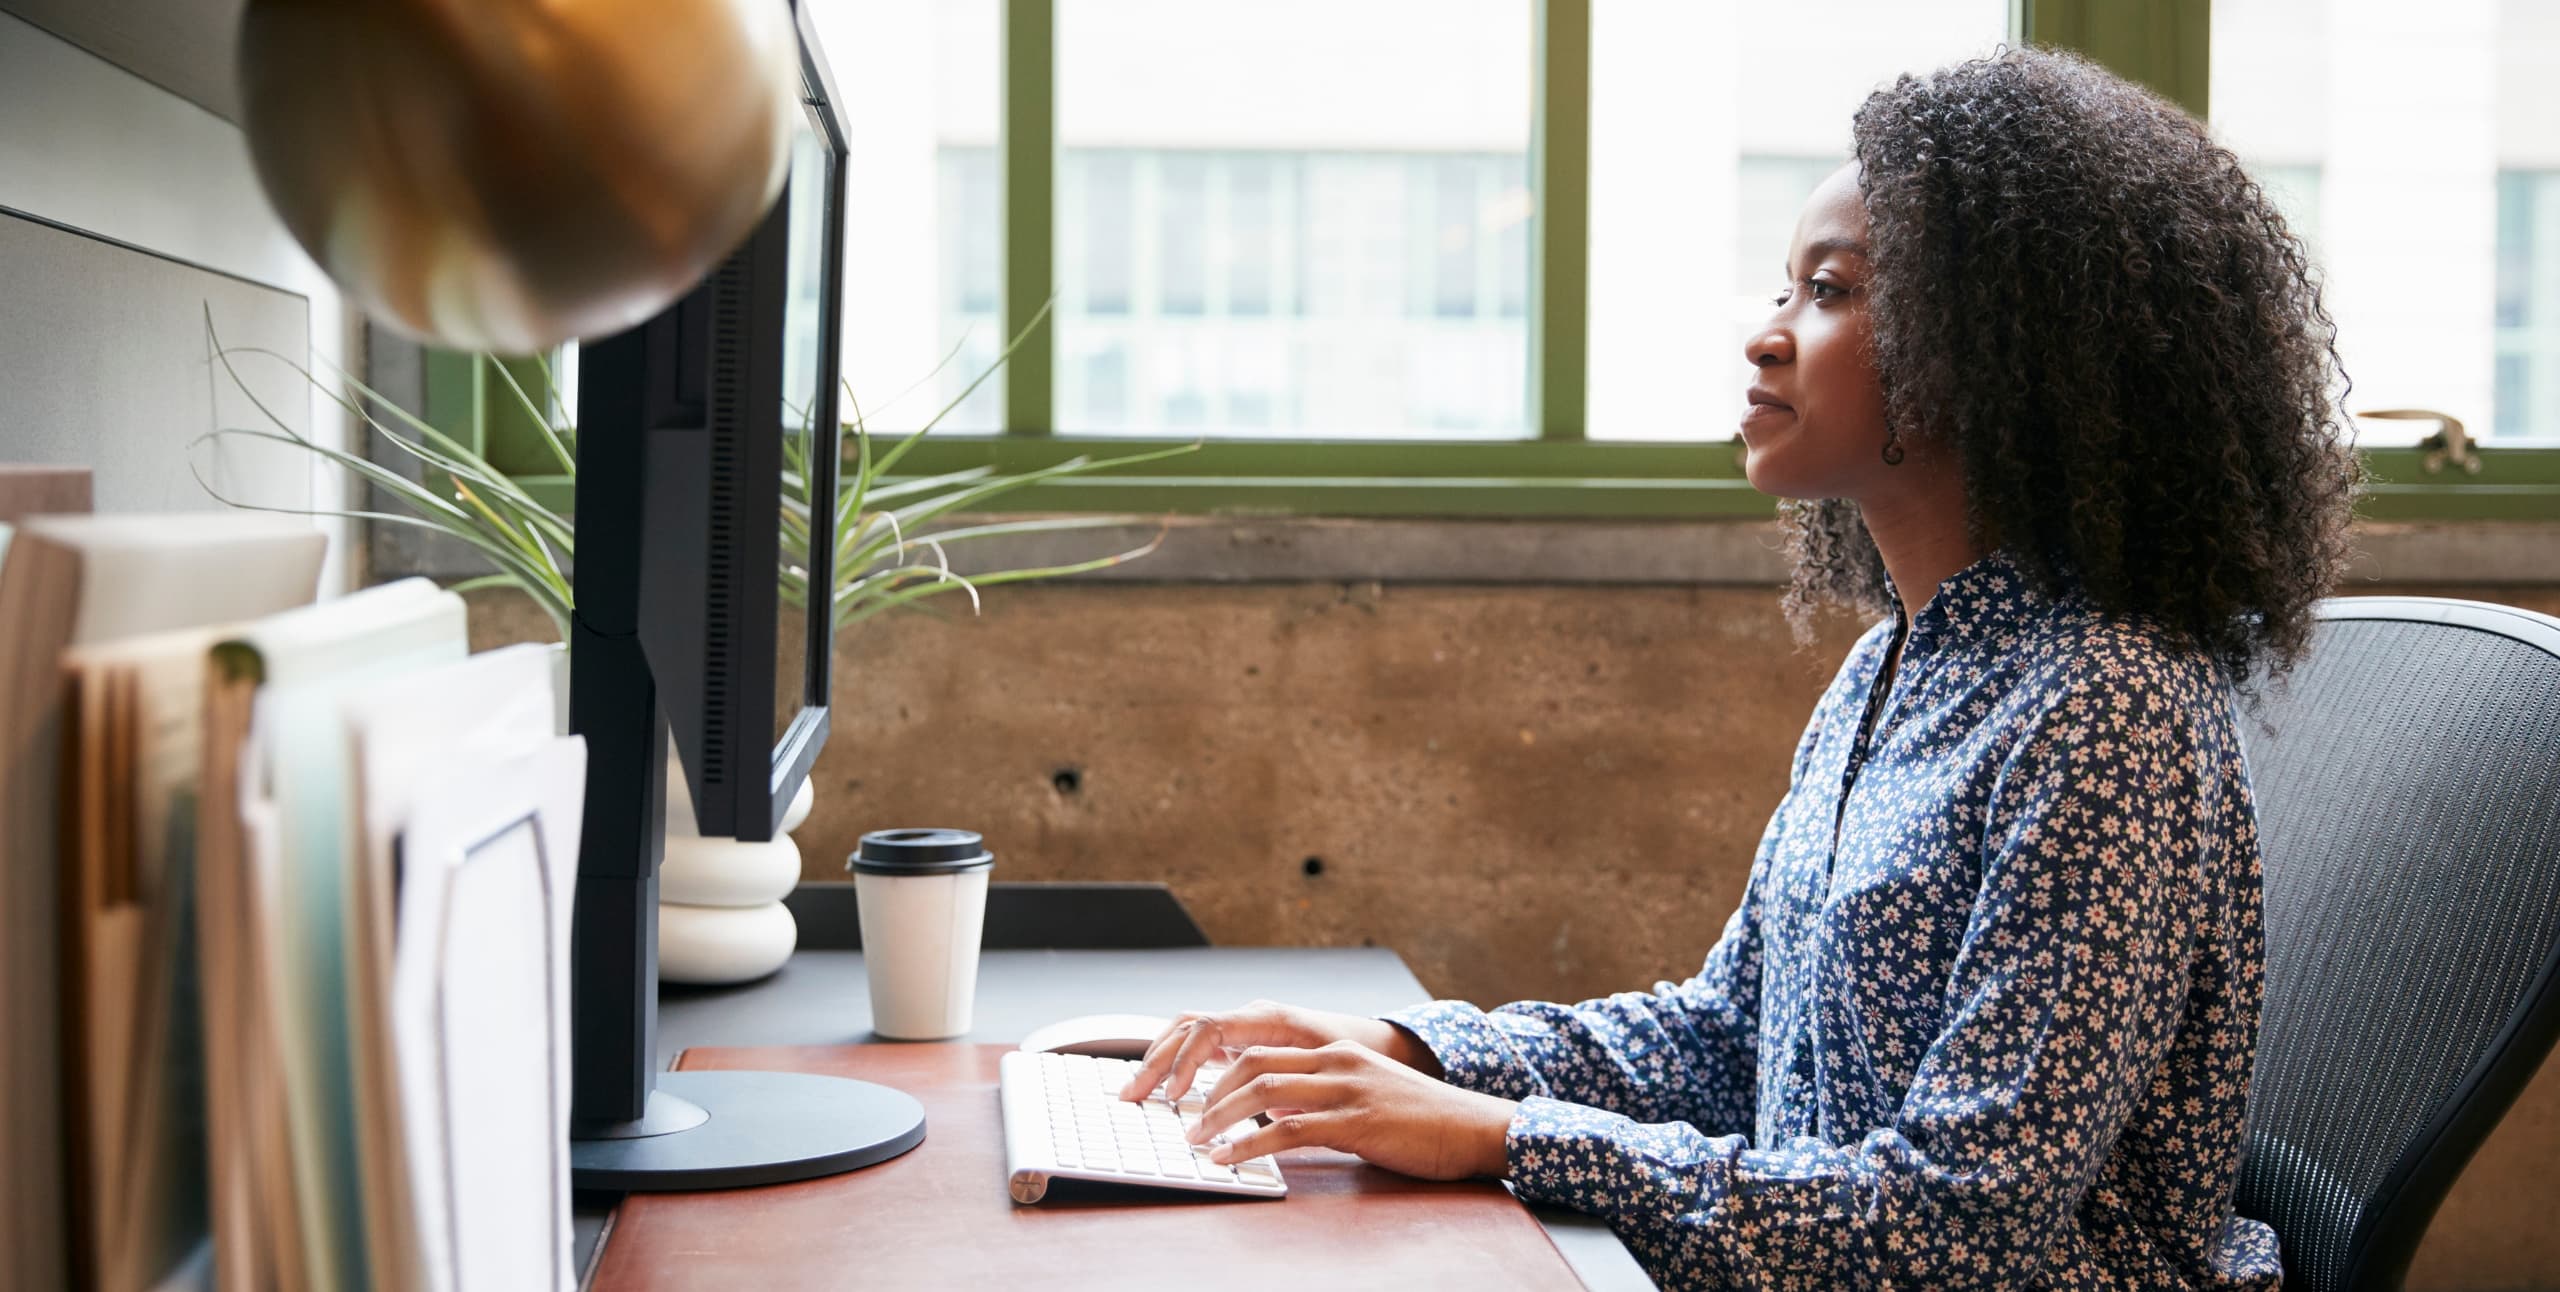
[462,521,2560,1290]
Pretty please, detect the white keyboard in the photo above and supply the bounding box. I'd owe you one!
[999,1049,1288,1204]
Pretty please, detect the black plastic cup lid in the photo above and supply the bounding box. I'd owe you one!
[850,828,994,876]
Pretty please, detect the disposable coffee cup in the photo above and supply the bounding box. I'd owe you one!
[849,828,994,1040]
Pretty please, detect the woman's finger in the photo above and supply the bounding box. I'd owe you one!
[1117,1022,1184,1099]
[1158,1016,1237,1101]
[1198,1044,1332,1111]
[1191,1071,1334,1144]
[1208,1109,1340,1164]
[1192,1054,1331,1130]
[1120,1015,1211,1100]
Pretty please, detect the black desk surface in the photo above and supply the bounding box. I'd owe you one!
[574,948,1654,1291]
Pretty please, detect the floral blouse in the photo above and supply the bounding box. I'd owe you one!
[1388,549,2283,1290]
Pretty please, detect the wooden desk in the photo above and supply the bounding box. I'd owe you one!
[575,949,1654,1291]
[591,1043,1584,1291]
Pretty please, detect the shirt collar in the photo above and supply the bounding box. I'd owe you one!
[1880,547,2046,649]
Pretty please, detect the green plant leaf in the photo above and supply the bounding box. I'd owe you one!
[856,464,999,507]
[484,355,579,474]
[200,293,1185,650]
[186,451,573,635]
[209,328,574,551]
[873,296,1055,480]
[906,514,1164,547]
[840,441,1197,585]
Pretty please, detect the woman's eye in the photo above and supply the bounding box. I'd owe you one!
[1772,279,1847,307]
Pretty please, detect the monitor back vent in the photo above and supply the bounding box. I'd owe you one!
[698,254,748,791]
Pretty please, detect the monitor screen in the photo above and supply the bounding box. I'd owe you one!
[572,0,845,847]
[774,76,842,763]
[566,0,851,1130]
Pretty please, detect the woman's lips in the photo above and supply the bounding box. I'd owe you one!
[1739,401,1794,436]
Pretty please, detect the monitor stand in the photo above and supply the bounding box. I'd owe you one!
[562,427,921,1190]
[559,703,925,1192]
[569,1072,925,1191]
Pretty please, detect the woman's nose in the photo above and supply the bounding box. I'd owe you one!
[1746,327,1791,368]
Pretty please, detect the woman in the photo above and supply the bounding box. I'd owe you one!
[1120,48,2359,1289]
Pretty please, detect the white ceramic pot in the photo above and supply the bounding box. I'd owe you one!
[657,902,797,984]
[655,757,814,985]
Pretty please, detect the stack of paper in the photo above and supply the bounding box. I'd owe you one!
[343,644,578,1292]
[6,508,583,1292]
[195,586,583,1292]
[202,577,471,1290]
[0,512,325,1292]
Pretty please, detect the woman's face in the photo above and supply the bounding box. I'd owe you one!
[1738,164,1894,501]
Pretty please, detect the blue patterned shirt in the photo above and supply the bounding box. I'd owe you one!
[1388,550,2283,1290]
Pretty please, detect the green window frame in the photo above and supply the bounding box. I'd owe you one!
[424,1,2555,523]
[422,349,575,514]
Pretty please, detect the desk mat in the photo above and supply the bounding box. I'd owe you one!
[589,1043,1585,1291]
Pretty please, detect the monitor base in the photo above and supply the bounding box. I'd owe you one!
[569,1070,926,1191]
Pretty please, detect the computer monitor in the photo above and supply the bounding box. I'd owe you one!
[564,0,925,1190]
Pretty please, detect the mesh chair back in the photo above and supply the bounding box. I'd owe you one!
[2234,597,2560,1292]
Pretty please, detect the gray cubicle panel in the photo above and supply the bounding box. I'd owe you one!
[0,210,312,515]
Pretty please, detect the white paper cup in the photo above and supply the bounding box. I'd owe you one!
[849,829,993,1040]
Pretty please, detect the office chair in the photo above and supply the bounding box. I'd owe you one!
[2233,596,2560,1292]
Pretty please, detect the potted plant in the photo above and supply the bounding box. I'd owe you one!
[195,306,1193,980]
[194,304,1189,642]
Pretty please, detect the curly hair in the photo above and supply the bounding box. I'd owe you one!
[1781,46,2363,685]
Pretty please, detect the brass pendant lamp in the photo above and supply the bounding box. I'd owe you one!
[237,0,801,352]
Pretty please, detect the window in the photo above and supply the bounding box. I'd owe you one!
[1076,152,1138,316]
[1586,0,2012,441]
[1048,0,1533,437]
[2496,171,2560,437]
[2214,0,2560,442]
[826,0,2550,521]
[1432,158,1481,319]
[811,0,1003,435]
[1227,156,1279,317]
[1077,341,1129,426]
[947,149,1003,316]
[1159,155,1210,316]
[1731,156,1844,309]
[2257,163,2324,252]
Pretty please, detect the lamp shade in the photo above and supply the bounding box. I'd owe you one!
[237,0,799,353]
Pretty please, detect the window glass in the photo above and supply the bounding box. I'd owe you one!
[1077,152,1138,317]
[1587,0,2010,441]
[1228,156,1279,317]
[1055,0,1534,437]
[2215,0,2560,441]
[814,0,1003,435]
[1160,155,1211,316]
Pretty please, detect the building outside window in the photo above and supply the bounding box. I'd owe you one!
[1588,0,2011,441]
[2496,170,2560,437]
[814,0,2559,447]
[2215,0,2560,441]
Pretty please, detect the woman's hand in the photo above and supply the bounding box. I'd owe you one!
[1117,999,1440,1101]
[1186,1040,1519,1182]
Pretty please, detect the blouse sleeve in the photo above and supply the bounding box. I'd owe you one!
[1383,886,1767,1136]
[1491,657,2225,1288]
